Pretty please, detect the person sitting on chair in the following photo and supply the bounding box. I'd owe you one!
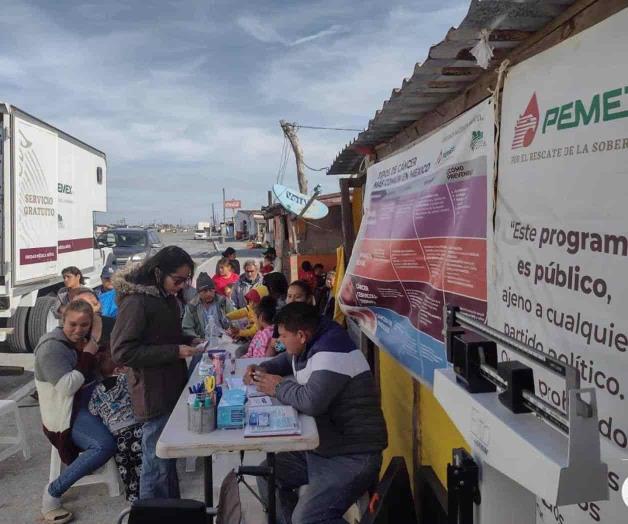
[244,302,387,524]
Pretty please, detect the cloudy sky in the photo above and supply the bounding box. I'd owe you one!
[0,0,469,224]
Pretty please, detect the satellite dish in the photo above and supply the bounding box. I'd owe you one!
[273,184,329,219]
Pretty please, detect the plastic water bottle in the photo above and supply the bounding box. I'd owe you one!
[205,320,214,346]
[198,352,213,377]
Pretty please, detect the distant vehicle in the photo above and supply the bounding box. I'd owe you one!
[194,229,209,240]
[97,228,163,267]
[0,103,112,353]
[197,221,211,230]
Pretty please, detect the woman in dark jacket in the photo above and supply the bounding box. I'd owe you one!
[111,246,202,499]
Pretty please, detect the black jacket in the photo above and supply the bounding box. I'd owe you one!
[111,267,193,421]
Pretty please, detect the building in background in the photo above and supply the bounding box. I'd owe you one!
[234,210,266,241]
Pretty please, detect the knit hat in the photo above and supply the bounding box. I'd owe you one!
[244,284,269,304]
[196,272,215,291]
[263,247,276,257]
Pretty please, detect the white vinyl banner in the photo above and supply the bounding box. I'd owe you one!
[491,9,628,524]
[13,117,58,283]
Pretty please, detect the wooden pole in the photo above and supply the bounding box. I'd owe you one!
[280,120,308,194]
[339,178,355,264]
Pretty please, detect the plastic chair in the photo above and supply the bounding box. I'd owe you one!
[0,399,31,462]
[49,445,120,497]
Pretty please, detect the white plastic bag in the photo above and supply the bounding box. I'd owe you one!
[470,29,494,69]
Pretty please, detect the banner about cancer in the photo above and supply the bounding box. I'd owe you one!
[490,10,628,524]
[339,99,494,385]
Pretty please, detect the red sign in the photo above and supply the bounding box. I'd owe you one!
[224,200,241,209]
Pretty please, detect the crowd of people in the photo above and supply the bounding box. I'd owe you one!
[33,245,386,524]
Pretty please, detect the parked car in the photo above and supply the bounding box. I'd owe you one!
[97,228,163,266]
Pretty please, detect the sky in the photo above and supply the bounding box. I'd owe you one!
[0,0,469,225]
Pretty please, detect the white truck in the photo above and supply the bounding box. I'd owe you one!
[194,221,210,240]
[0,104,112,352]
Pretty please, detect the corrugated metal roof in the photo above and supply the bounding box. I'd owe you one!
[327,0,577,175]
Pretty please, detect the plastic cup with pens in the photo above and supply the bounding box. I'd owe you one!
[187,377,217,433]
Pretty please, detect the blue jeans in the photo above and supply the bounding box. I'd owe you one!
[49,392,117,498]
[140,414,180,499]
[258,451,382,524]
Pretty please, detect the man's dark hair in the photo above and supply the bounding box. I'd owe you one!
[254,296,277,325]
[133,246,194,288]
[301,261,313,272]
[313,263,324,271]
[275,302,320,333]
[263,272,288,299]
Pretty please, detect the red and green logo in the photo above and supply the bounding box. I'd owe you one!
[512,93,539,149]
[512,87,628,150]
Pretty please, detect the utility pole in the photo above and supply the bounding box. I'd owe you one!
[212,203,216,230]
[222,188,226,224]
[280,120,308,194]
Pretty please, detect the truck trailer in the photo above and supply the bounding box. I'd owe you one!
[0,104,112,352]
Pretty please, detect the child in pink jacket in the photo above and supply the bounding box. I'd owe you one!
[244,296,277,358]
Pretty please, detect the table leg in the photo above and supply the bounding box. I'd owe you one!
[204,455,213,523]
[267,452,276,524]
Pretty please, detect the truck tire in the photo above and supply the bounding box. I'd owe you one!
[28,296,59,350]
[7,306,31,353]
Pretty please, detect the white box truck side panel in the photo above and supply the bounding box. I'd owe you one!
[12,116,58,284]
[57,137,106,273]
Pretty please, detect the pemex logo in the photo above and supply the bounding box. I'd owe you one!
[512,93,540,149]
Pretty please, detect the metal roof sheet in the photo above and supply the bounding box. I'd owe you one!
[327,0,577,175]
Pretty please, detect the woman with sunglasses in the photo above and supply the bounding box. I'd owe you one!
[111,246,203,499]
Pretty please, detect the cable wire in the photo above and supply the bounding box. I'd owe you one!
[303,161,329,172]
[294,124,364,132]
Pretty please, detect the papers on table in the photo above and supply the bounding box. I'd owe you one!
[247,396,273,407]
[244,405,301,437]
[246,385,266,398]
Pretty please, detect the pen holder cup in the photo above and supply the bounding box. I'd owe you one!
[187,403,217,433]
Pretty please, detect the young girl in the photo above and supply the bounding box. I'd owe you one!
[89,352,143,502]
[226,284,269,340]
[266,280,313,356]
[244,296,277,358]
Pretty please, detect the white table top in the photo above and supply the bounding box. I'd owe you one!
[157,351,319,459]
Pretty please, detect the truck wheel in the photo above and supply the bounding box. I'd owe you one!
[7,306,31,353]
[28,296,59,350]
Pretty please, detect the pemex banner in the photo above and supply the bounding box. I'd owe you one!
[491,9,628,524]
[339,99,494,385]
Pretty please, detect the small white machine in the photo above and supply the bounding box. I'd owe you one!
[434,305,608,524]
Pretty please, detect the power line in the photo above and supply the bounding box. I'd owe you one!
[303,161,328,172]
[294,124,364,132]
[276,135,289,184]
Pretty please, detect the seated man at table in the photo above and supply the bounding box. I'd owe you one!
[244,302,387,524]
